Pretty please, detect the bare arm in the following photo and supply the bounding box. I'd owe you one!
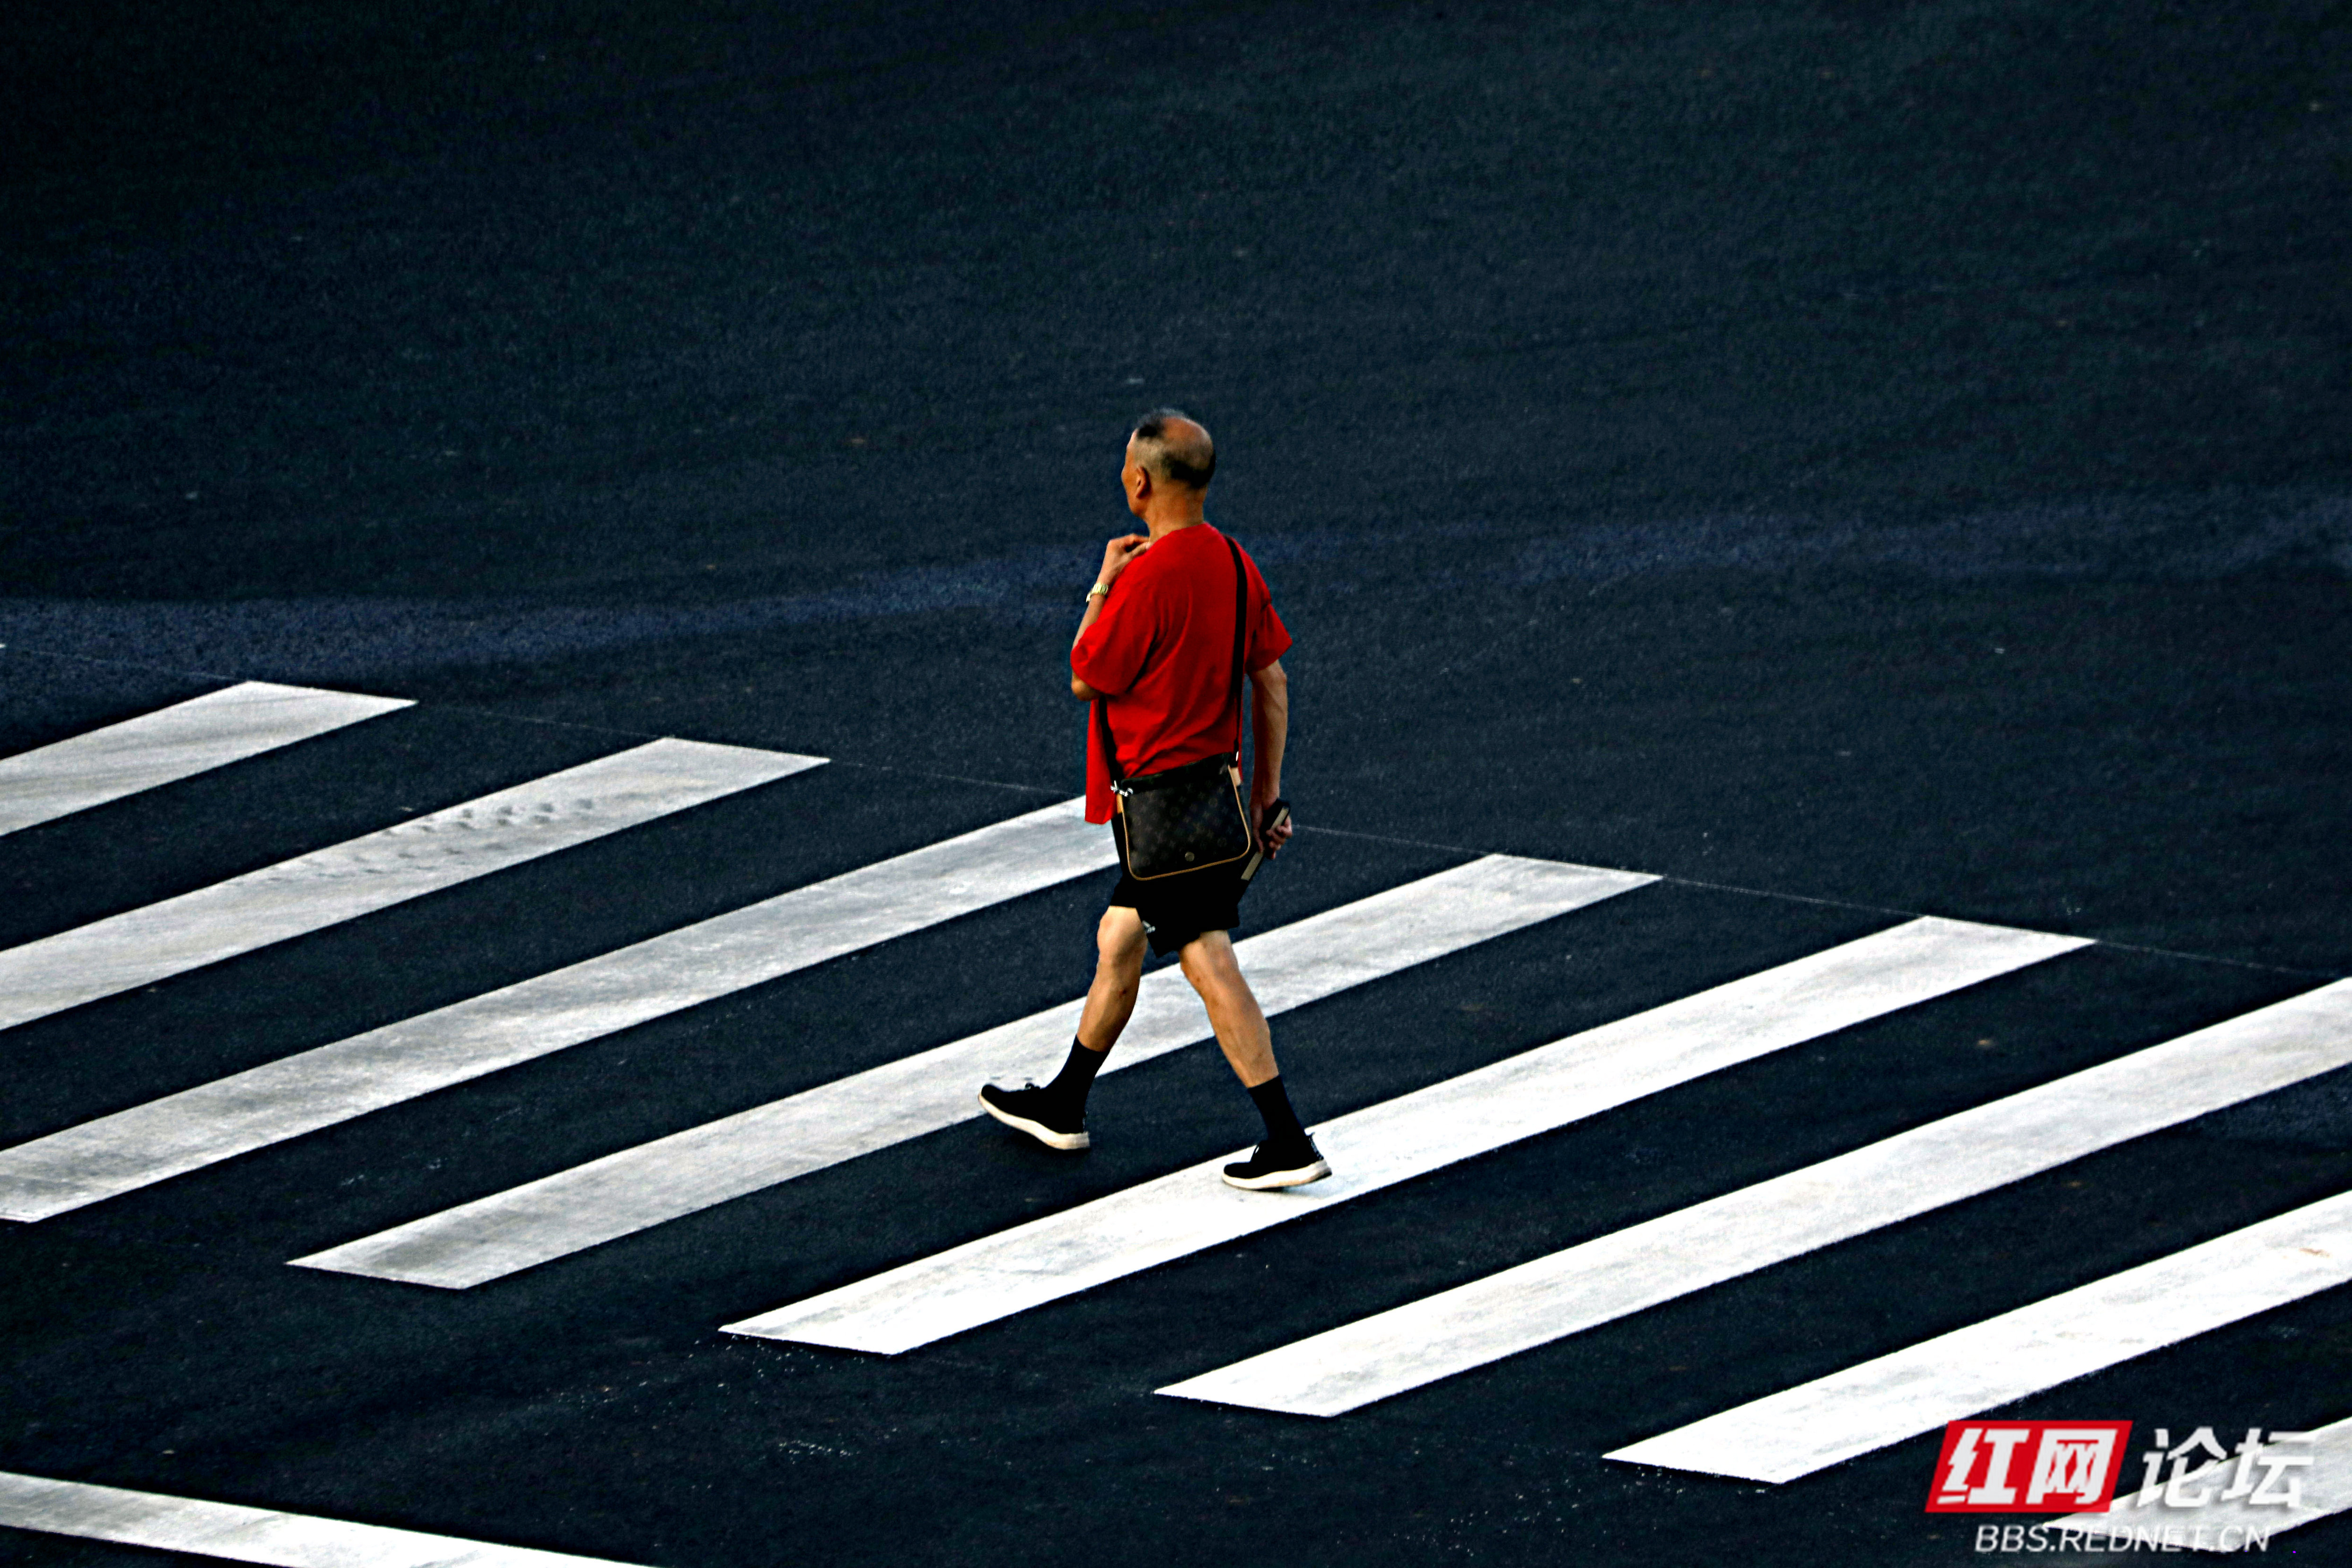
[1071,534,1150,699]
[1248,659,1293,854]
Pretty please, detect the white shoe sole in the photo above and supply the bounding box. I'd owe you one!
[978,1091,1090,1152]
[1220,1158,1331,1191]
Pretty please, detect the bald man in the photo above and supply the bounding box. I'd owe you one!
[979,410,1328,1189]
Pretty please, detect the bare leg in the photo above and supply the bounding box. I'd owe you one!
[1076,905,1148,1054]
[1176,929,1278,1087]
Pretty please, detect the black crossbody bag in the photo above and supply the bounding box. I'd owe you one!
[1097,536,1258,882]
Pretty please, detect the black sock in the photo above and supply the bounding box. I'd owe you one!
[1247,1075,1308,1147]
[1045,1036,1108,1112]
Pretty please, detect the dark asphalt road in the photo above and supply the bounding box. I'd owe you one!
[4,2,2349,1564]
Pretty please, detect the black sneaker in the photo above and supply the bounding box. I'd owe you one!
[1221,1134,1330,1190]
[978,1082,1090,1152]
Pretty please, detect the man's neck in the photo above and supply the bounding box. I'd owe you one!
[1142,507,1207,542]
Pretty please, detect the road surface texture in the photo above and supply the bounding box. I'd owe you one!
[3,2,2347,1565]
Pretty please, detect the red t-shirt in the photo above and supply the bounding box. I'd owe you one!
[1071,523,1292,823]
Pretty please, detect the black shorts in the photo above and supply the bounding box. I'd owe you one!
[1108,862,1252,957]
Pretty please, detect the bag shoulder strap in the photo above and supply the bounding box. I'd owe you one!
[1225,535,1248,762]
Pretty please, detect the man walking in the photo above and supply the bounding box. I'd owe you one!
[979,410,1328,1190]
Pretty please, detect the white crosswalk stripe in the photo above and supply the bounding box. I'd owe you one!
[1605,1188,2352,1483]
[288,856,1653,1287]
[723,916,2087,1354]
[0,738,821,1036]
[0,682,411,837]
[2059,1414,2352,1550]
[0,1470,650,1568]
[1157,977,2352,1417]
[0,799,1112,1222]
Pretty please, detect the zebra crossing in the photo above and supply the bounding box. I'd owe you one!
[0,1470,648,1568]
[2,678,2348,1561]
[725,917,2085,1353]
[0,683,410,838]
[1156,977,2352,1418]
[290,854,1651,1288]
[0,736,821,1035]
[1606,1186,2352,1484]
[0,797,1110,1222]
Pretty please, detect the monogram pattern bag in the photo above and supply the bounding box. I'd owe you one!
[1098,536,1258,882]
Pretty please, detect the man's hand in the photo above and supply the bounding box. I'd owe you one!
[1251,785,1294,857]
[1097,533,1150,588]
[1073,533,1152,689]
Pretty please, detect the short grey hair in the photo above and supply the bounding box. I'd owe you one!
[1131,408,1216,490]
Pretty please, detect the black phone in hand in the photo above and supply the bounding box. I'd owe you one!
[1240,798,1290,883]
